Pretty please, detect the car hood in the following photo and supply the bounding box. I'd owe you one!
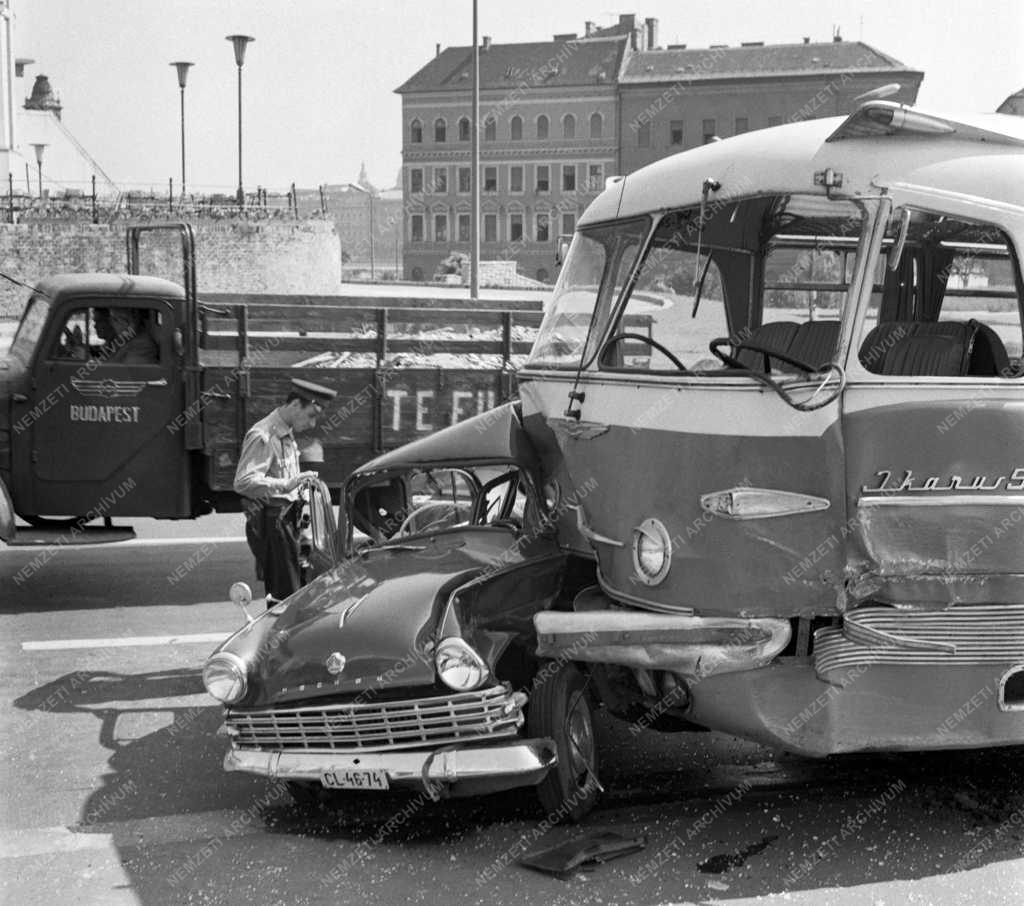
[222,529,519,707]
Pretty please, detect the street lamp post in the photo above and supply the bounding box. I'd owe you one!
[170,61,194,198]
[225,35,254,207]
[348,183,375,280]
[31,142,46,199]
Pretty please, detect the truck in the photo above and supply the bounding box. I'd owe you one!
[201,100,1024,821]
[0,223,545,545]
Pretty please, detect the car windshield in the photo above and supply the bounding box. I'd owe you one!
[350,464,530,545]
[527,218,648,369]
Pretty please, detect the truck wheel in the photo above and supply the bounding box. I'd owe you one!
[527,661,600,823]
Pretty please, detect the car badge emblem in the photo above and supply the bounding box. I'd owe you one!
[325,652,346,676]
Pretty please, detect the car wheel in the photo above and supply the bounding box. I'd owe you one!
[527,661,600,823]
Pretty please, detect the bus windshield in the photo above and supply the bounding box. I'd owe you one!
[527,217,648,369]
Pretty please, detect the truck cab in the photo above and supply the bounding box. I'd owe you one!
[1,273,194,535]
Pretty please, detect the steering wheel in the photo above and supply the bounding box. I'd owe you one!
[709,337,821,375]
[395,501,461,537]
[601,332,690,372]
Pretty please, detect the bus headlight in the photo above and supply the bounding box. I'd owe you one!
[632,518,672,586]
[435,638,490,691]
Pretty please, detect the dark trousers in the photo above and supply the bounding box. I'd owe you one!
[245,503,301,602]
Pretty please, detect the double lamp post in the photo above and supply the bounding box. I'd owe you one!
[170,34,253,206]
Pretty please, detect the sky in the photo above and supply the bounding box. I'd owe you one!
[16,0,1024,194]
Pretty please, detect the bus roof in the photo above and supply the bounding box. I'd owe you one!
[580,104,1024,227]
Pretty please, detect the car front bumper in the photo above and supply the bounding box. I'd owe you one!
[224,738,558,796]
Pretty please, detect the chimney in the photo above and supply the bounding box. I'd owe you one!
[585,20,596,37]
[832,26,843,42]
[618,14,637,29]
[482,35,492,51]
[645,17,659,50]
[435,43,441,58]
[803,36,811,44]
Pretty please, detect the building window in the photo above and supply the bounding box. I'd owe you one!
[669,120,684,146]
[589,112,603,138]
[536,165,550,193]
[434,213,448,243]
[587,163,603,190]
[458,116,471,141]
[509,212,523,242]
[458,166,471,194]
[410,168,423,194]
[537,114,549,139]
[410,214,424,242]
[483,166,498,193]
[433,167,447,194]
[562,114,576,139]
[703,119,716,143]
[735,117,748,135]
[484,116,496,141]
[562,164,576,192]
[483,213,497,243]
[535,212,550,242]
[637,121,651,147]
[458,213,470,242]
[410,119,422,143]
[561,212,575,235]
[510,115,523,140]
[510,166,523,193]
[434,118,447,142]
[767,115,782,128]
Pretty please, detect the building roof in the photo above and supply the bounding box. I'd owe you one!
[620,40,920,84]
[395,37,627,94]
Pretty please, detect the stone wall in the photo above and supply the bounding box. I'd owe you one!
[0,218,340,318]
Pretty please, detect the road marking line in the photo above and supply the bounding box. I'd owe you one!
[23,632,230,651]
[0,807,269,859]
[3,535,245,550]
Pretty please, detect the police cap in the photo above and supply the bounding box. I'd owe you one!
[289,377,337,405]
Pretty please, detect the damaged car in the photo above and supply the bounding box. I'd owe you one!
[204,404,601,820]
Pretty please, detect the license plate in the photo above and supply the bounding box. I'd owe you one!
[320,768,389,791]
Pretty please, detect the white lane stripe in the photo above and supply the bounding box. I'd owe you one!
[0,808,269,859]
[5,535,245,549]
[23,632,230,651]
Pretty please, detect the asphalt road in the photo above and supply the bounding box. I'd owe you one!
[2,529,1023,905]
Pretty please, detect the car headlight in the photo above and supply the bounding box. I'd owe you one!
[435,638,490,691]
[203,652,248,704]
[632,517,672,586]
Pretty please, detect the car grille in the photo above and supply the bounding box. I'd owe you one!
[226,685,523,753]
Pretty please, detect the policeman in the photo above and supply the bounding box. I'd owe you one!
[234,378,337,606]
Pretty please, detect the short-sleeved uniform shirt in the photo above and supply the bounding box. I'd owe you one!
[233,408,300,504]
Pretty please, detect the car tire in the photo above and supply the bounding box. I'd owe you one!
[527,661,600,823]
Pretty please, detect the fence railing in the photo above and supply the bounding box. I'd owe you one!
[6,177,332,225]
